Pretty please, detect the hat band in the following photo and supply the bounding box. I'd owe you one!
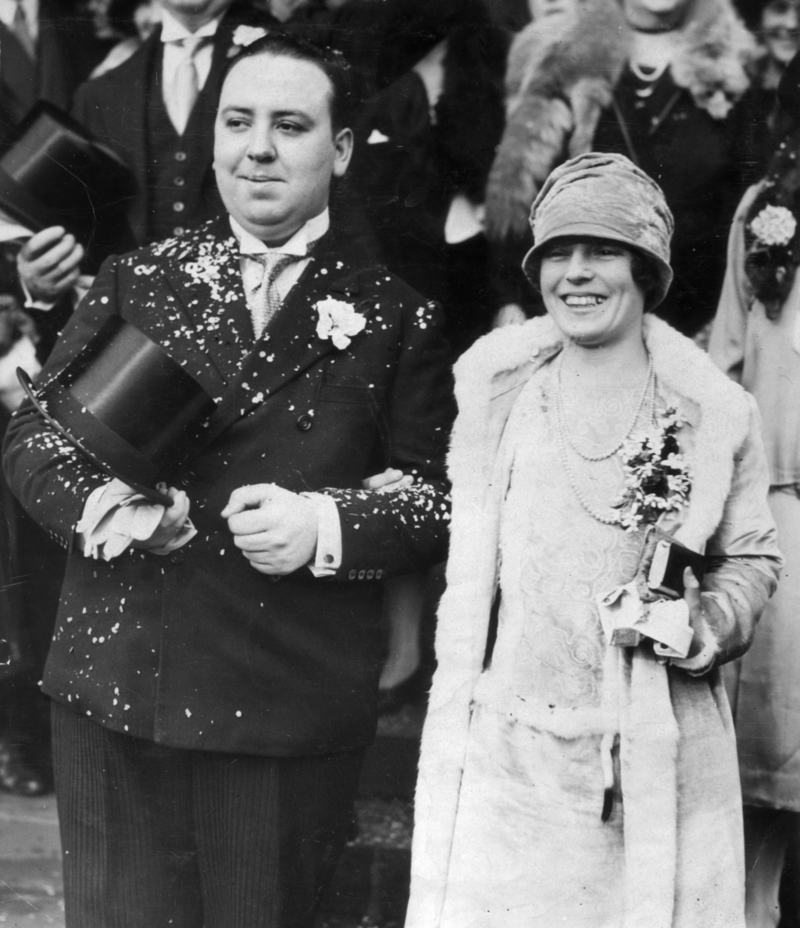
[44,381,163,487]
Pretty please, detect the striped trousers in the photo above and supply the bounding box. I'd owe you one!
[52,701,364,928]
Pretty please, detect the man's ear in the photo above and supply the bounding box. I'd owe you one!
[332,128,354,178]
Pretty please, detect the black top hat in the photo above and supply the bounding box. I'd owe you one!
[18,318,217,506]
[0,103,136,270]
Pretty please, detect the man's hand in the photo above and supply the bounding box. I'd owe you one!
[222,484,318,575]
[362,468,414,492]
[17,226,84,304]
[130,486,191,551]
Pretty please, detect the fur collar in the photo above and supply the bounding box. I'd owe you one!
[449,314,752,550]
[486,0,756,238]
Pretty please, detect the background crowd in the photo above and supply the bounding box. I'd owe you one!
[0,0,799,924]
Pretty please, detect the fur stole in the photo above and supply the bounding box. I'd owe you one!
[486,0,757,239]
[406,315,756,928]
[449,314,752,550]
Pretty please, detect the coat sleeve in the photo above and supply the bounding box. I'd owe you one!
[320,297,455,578]
[708,186,759,384]
[2,258,123,548]
[683,396,782,674]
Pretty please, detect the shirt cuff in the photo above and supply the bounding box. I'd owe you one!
[301,492,342,577]
[20,275,94,311]
[75,478,196,561]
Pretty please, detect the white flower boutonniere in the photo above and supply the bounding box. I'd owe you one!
[315,298,367,350]
[232,25,269,48]
[751,204,798,248]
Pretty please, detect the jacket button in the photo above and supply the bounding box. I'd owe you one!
[375,569,383,579]
[366,569,375,579]
[348,569,357,580]
[174,175,186,187]
[358,569,366,580]
[173,201,185,213]
[180,471,196,487]
[169,552,184,565]
[296,414,313,432]
[175,151,187,162]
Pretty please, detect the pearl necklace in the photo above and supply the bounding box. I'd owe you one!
[555,352,654,461]
[553,354,656,526]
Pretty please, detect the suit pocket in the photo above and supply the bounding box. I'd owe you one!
[317,379,388,407]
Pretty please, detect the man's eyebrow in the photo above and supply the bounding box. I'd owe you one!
[219,105,254,116]
[272,109,314,122]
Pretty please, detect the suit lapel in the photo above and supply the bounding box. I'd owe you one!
[122,33,160,242]
[206,233,378,439]
[0,24,36,120]
[35,9,72,110]
[156,218,255,391]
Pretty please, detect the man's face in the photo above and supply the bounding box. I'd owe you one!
[214,52,353,243]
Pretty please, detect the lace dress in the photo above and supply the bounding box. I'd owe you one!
[436,362,742,928]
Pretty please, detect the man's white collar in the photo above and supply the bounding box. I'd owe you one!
[230,209,330,257]
[160,7,220,43]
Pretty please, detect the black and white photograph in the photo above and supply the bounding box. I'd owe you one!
[0,0,796,925]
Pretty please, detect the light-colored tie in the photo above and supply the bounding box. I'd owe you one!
[12,0,35,60]
[165,36,206,135]
[249,252,302,338]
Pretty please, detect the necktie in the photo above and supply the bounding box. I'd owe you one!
[249,252,302,338]
[165,36,207,135]
[12,0,35,60]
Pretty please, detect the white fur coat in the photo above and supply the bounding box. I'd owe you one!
[405,315,780,928]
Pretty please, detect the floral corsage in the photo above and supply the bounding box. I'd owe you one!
[315,298,367,349]
[614,408,691,532]
[744,132,800,318]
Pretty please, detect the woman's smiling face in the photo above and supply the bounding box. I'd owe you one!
[539,238,646,348]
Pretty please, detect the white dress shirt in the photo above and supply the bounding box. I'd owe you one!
[231,208,330,309]
[160,7,219,94]
[0,0,38,41]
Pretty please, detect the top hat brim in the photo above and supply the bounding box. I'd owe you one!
[17,368,173,508]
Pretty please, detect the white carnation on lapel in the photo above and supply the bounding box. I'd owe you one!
[315,298,366,349]
[751,204,797,247]
[232,25,269,47]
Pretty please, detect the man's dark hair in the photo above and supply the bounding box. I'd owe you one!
[219,31,355,133]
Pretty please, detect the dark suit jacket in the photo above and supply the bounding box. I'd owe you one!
[3,216,454,757]
[0,0,109,148]
[70,2,265,248]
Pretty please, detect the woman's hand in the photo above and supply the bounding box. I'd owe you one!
[669,567,719,676]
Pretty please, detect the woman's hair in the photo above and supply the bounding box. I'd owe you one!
[219,31,355,133]
[528,240,664,311]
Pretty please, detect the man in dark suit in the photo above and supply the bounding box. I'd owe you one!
[15,0,270,308]
[4,31,452,927]
[0,0,109,150]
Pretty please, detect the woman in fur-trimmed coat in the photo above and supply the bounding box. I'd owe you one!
[487,0,761,337]
[405,154,781,928]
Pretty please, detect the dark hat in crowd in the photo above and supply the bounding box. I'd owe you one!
[0,103,136,268]
[18,318,217,506]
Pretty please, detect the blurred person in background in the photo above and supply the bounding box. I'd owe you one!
[486,0,759,341]
[738,0,800,177]
[710,50,800,928]
[89,0,162,78]
[0,298,57,796]
[0,0,112,150]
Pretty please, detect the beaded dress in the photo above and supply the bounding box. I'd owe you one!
[436,358,745,928]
